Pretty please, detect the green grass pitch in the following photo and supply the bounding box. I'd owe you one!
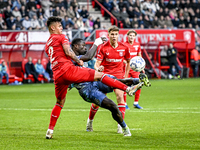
[0,79,200,150]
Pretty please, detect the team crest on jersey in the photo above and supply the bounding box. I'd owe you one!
[133,45,139,51]
[119,51,123,56]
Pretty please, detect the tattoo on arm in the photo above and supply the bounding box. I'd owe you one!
[63,44,80,64]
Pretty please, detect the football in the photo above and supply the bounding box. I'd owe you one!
[130,56,146,72]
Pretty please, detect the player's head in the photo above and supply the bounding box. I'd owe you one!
[169,43,173,48]
[47,16,63,34]
[71,38,87,55]
[108,25,119,44]
[127,29,137,43]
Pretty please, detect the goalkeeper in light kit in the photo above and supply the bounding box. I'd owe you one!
[124,30,151,109]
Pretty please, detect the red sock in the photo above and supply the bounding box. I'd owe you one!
[101,75,128,91]
[48,103,63,130]
[134,89,141,102]
[118,103,126,119]
[89,103,99,120]
[124,92,127,103]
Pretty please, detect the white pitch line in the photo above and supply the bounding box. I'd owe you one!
[129,128,142,130]
[0,108,200,114]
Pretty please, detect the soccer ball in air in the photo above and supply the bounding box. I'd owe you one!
[130,56,146,72]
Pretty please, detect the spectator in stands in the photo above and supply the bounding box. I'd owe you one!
[12,0,21,10]
[76,16,85,31]
[38,15,46,30]
[156,7,164,19]
[131,17,139,28]
[133,7,141,18]
[118,0,126,11]
[138,15,144,27]
[6,15,16,30]
[163,7,169,17]
[74,6,80,19]
[30,15,40,30]
[123,17,132,28]
[66,5,75,19]
[59,6,67,18]
[4,5,13,20]
[25,57,39,83]
[56,0,65,8]
[183,7,189,19]
[133,0,141,10]
[143,15,152,28]
[190,46,199,77]
[111,6,121,21]
[158,15,165,28]
[70,0,79,10]
[37,8,45,19]
[165,16,173,29]
[12,6,22,19]
[35,59,50,82]
[126,0,134,10]
[193,17,200,28]
[93,17,101,29]
[41,0,52,19]
[20,5,28,18]
[103,0,113,19]
[15,16,23,30]
[46,60,53,80]
[120,7,129,21]
[0,0,7,12]
[62,15,74,29]
[111,0,119,11]
[178,16,185,28]
[0,14,7,30]
[63,0,71,10]
[29,6,37,19]
[195,8,200,19]
[172,16,179,28]
[146,8,155,21]
[22,16,32,30]
[0,61,9,84]
[160,45,168,66]
[166,0,175,10]
[26,0,37,12]
[167,43,181,78]
[80,6,89,23]
[20,0,26,6]
[127,6,135,19]
[151,0,160,13]
[53,6,60,17]
[150,15,158,28]
[85,16,94,32]
[6,0,12,8]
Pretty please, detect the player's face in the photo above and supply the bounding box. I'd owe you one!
[77,41,87,55]
[108,30,119,44]
[128,32,136,42]
[51,22,63,34]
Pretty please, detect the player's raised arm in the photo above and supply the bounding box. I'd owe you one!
[62,43,83,66]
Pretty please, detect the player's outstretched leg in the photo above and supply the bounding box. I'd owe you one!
[101,97,131,136]
[139,73,151,87]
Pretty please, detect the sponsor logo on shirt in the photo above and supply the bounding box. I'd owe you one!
[106,58,122,62]
[130,52,137,55]
[117,49,125,52]
[133,45,139,51]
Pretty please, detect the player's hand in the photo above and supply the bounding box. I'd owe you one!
[101,36,108,43]
[94,36,107,46]
[97,65,104,72]
[77,60,84,66]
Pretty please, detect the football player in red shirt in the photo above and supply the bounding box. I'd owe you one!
[86,26,133,134]
[45,17,140,139]
[124,29,144,109]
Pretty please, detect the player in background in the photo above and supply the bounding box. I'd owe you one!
[70,38,145,136]
[45,17,140,139]
[86,26,132,134]
[124,29,148,109]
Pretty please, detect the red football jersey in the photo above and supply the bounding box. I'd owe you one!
[97,41,130,78]
[45,34,73,79]
[124,41,142,76]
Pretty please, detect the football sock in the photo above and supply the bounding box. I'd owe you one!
[101,74,128,91]
[134,89,141,103]
[48,103,63,130]
[124,92,127,103]
[89,103,99,120]
[118,103,126,119]
[119,120,127,128]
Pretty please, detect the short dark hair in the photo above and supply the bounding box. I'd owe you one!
[71,38,83,48]
[47,16,62,28]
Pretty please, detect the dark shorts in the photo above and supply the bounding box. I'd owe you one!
[54,65,95,100]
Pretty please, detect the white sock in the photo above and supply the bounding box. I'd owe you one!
[134,102,138,105]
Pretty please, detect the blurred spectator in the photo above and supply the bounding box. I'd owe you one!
[166,0,175,10]
[20,5,28,18]
[167,43,181,77]
[38,15,46,30]
[183,7,189,19]
[111,6,121,21]
[0,0,7,12]
[165,16,173,29]
[63,0,71,10]
[159,0,166,9]
[163,7,169,17]
[146,8,155,21]
[133,7,141,18]
[37,8,45,19]
[190,46,199,77]
[53,6,61,16]
[120,7,129,21]
[26,0,37,12]
[158,15,165,28]
[156,8,164,19]
[46,60,53,80]
[85,16,94,32]
[25,57,39,83]
[12,0,21,10]
[126,0,134,10]
[0,14,7,30]
[59,6,67,18]
[29,6,37,19]
[41,0,52,19]
[6,16,16,30]
[12,6,22,19]
[74,6,80,19]
[172,17,180,28]
[93,17,101,29]
[20,0,26,6]
[195,8,200,19]
[70,0,79,10]
[138,15,144,27]
[0,61,9,84]
[178,16,185,28]
[62,15,74,29]
[127,6,135,19]
[30,15,40,30]
[4,5,13,20]
[111,0,119,11]
[131,17,139,28]
[152,16,159,28]
[192,17,200,28]
[66,5,75,19]
[76,17,85,31]
[143,15,151,28]
[133,0,141,10]
[103,0,112,19]
[35,59,50,82]
[118,0,126,11]
[151,0,160,13]
[56,0,65,8]
[80,6,89,22]
[160,45,169,65]
[22,16,32,30]
[6,0,12,8]
[123,17,132,28]
[15,16,23,30]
